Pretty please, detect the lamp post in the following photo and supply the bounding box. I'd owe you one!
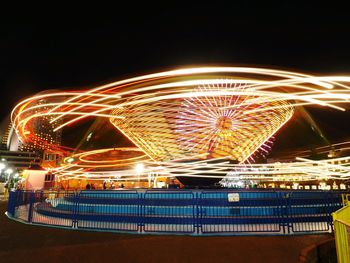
[0,162,5,181]
[5,168,13,190]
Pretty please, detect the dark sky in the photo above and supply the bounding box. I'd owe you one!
[1,4,350,146]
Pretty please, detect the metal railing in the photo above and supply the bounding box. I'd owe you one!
[333,195,350,263]
[6,189,346,236]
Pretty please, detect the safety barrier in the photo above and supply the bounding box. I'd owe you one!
[333,197,350,263]
[6,189,346,235]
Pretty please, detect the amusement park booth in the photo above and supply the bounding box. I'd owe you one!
[21,164,48,190]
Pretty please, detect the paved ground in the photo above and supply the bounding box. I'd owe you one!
[0,200,334,263]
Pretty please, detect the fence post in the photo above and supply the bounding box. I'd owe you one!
[281,191,291,234]
[7,190,18,217]
[278,192,284,234]
[138,191,144,233]
[326,191,334,232]
[195,191,201,235]
[72,191,79,228]
[27,191,35,223]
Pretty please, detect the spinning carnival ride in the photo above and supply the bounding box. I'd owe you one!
[10,67,350,186]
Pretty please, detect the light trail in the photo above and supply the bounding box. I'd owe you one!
[10,67,350,184]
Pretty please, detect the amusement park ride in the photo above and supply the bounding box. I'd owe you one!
[10,67,350,189]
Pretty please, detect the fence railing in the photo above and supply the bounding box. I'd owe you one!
[333,199,350,263]
[6,189,346,235]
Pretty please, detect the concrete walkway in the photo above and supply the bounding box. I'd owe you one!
[0,200,334,263]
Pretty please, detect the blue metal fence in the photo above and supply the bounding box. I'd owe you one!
[142,191,196,233]
[6,189,346,235]
[198,191,283,233]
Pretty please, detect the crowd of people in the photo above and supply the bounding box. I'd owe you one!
[85,181,124,190]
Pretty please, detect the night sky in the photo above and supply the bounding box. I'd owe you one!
[1,4,350,150]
